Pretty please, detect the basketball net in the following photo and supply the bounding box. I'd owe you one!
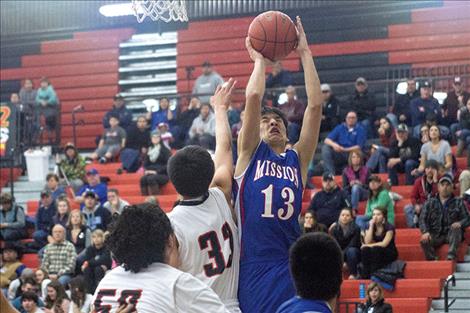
[132,0,188,23]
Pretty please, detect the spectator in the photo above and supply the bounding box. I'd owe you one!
[0,192,26,242]
[34,269,51,301]
[403,160,439,228]
[19,78,37,119]
[454,98,470,157]
[322,111,367,175]
[10,93,30,145]
[367,117,395,173]
[265,61,293,103]
[102,94,132,130]
[33,190,57,248]
[44,281,70,313]
[308,173,350,228]
[329,208,361,279]
[411,125,453,176]
[460,170,470,198]
[7,268,34,300]
[140,130,171,196]
[157,122,174,149]
[227,102,241,128]
[342,150,370,213]
[90,114,126,164]
[410,81,446,138]
[81,229,112,293]
[57,143,86,192]
[231,110,244,141]
[419,174,470,260]
[387,124,421,185]
[419,123,430,145]
[278,86,305,143]
[0,243,25,289]
[44,174,65,201]
[147,97,175,131]
[11,278,43,312]
[187,103,216,150]
[171,97,201,148]
[52,198,71,229]
[81,192,111,232]
[66,210,91,257]
[443,77,470,129]
[192,61,224,104]
[276,233,342,313]
[359,282,393,313]
[35,77,59,143]
[320,84,340,132]
[21,291,44,313]
[42,225,77,286]
[67,276,92,313]
[388,78,419,127]
[75,169,107,207]
[102,189,129,217]
[345,77,376,138]
[119,116,150,173]
[302,211,328,234]
[356,175,394,230]
[360,207,398,279]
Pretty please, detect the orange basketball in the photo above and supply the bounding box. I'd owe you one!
[248,11,298,61]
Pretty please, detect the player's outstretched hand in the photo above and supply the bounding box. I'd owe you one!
[211,78,237,111]
[245,37,273,66]
[295,16,310,55]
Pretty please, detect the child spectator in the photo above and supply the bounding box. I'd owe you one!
[33,190,57,248]
[140,130,171,196]
[359,282,393,313]
[66,210,91,256]
[34,269,51,301]
[81,229,112,294]
[119,116,150,173]
[90,114,126,164]
[367,117,395,173]
[67,276,92,313]
[44,281,70,313]
[0,243,25,289]
[57,143,86,192]
[0,192,26,243]
[157,122,174,149]
[44,174,65,201]
[342,150,370,213]
[302,211,327,234]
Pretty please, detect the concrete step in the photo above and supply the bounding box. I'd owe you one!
[444,290,470,298]
[464,255,470,262]
[454,272,470,279]
[431,310,470,313]
[456,263,470,272]
[432,299,470,310]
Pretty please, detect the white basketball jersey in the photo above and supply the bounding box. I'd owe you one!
[168,187,241,313]
[92,263,229,313]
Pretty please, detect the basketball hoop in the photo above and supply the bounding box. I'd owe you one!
[132,0,188,23]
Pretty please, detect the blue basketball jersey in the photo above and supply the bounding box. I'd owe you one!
[235,141,303,313]
[276,297,333,313]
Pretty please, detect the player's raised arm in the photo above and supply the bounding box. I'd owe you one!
[210,78,237,203]
[292,16,322,186]
[234,38,268,177]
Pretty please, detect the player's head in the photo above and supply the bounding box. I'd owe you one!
[289,233,343,301]
[260,106,288,145]
[106,203,175,273]
[168,146,214,198]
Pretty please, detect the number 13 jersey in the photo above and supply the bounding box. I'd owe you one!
[168,187,240,313]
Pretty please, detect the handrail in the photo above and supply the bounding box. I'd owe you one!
[444,274,456,313]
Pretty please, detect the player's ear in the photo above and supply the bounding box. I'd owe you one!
[165,234,180,268]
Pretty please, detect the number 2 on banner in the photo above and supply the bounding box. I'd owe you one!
[261,185,295,220]
[0,106,11,128]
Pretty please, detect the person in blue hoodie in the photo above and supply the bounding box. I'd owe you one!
[35,77,58,143]
[81,191,111,232]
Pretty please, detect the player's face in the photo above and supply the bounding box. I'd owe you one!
[260,113,287,145]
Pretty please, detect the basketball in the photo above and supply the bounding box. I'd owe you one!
[248,11,298,61]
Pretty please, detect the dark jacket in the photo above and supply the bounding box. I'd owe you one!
[175,108,200,131]
[308,187,350,227]
[346,89,376,121]
[388,136,421,163]
[321,95,340,131]
[359,299,393,313]
[83,245,112,269]
[125,125,151,151]
[419,195,470,237]
[330,222,361,250]
[443,90,470,123]
[410,97,440,127]
[143,143,171,175]
[279,99,305,124]
[265,70,293,88]
[83,205,112,231]
[103,106,133,130]
[393,90,419,125]
[35,202,57,233]
[459,106,470,130]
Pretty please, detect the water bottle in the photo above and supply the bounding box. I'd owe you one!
[359,282,366,299]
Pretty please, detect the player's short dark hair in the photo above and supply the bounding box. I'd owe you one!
[289,233,343,301]
[21,291,39,304]
[261,106,288,130]
[167,146,214,197]
[105,202,173,273]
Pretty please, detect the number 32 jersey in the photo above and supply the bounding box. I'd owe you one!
[168,187,241,313]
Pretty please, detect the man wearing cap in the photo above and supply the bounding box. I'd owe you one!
[403,159,439,228]
[307,173,350,228]
[102,93,133,130]
[322,111,366,175]
[0,193,26,243]
[192,61,224,104]
[389,78,419,127]
[444,77,470,129]
[75,169,108,207]
[42,224,76,285]
[345,77,376,138]
[387,123,421,185]
[419,174,470,260]
[82,191,111,231]
[0,243,25,289]
[320,83,340,132]
[57,142,86,192]
[32,190,57,248]
[409,80,441,136]
[278,85,306,143]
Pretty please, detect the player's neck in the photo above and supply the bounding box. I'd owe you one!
[269,142,286,155]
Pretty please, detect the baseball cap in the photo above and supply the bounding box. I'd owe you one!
[40,190,51,198]
[396,123,408,133]
[421,80,432,88]
[84,190,98,199]
[322,172,335,181]
[438,174,454,185]
[114,93,124,100]
[454,77,462,84]
[86,168,99,176]
[321,84,331,92]
[356,77,367,85]
[202,61,212,67]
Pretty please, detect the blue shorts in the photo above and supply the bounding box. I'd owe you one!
[238,259,295,313]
